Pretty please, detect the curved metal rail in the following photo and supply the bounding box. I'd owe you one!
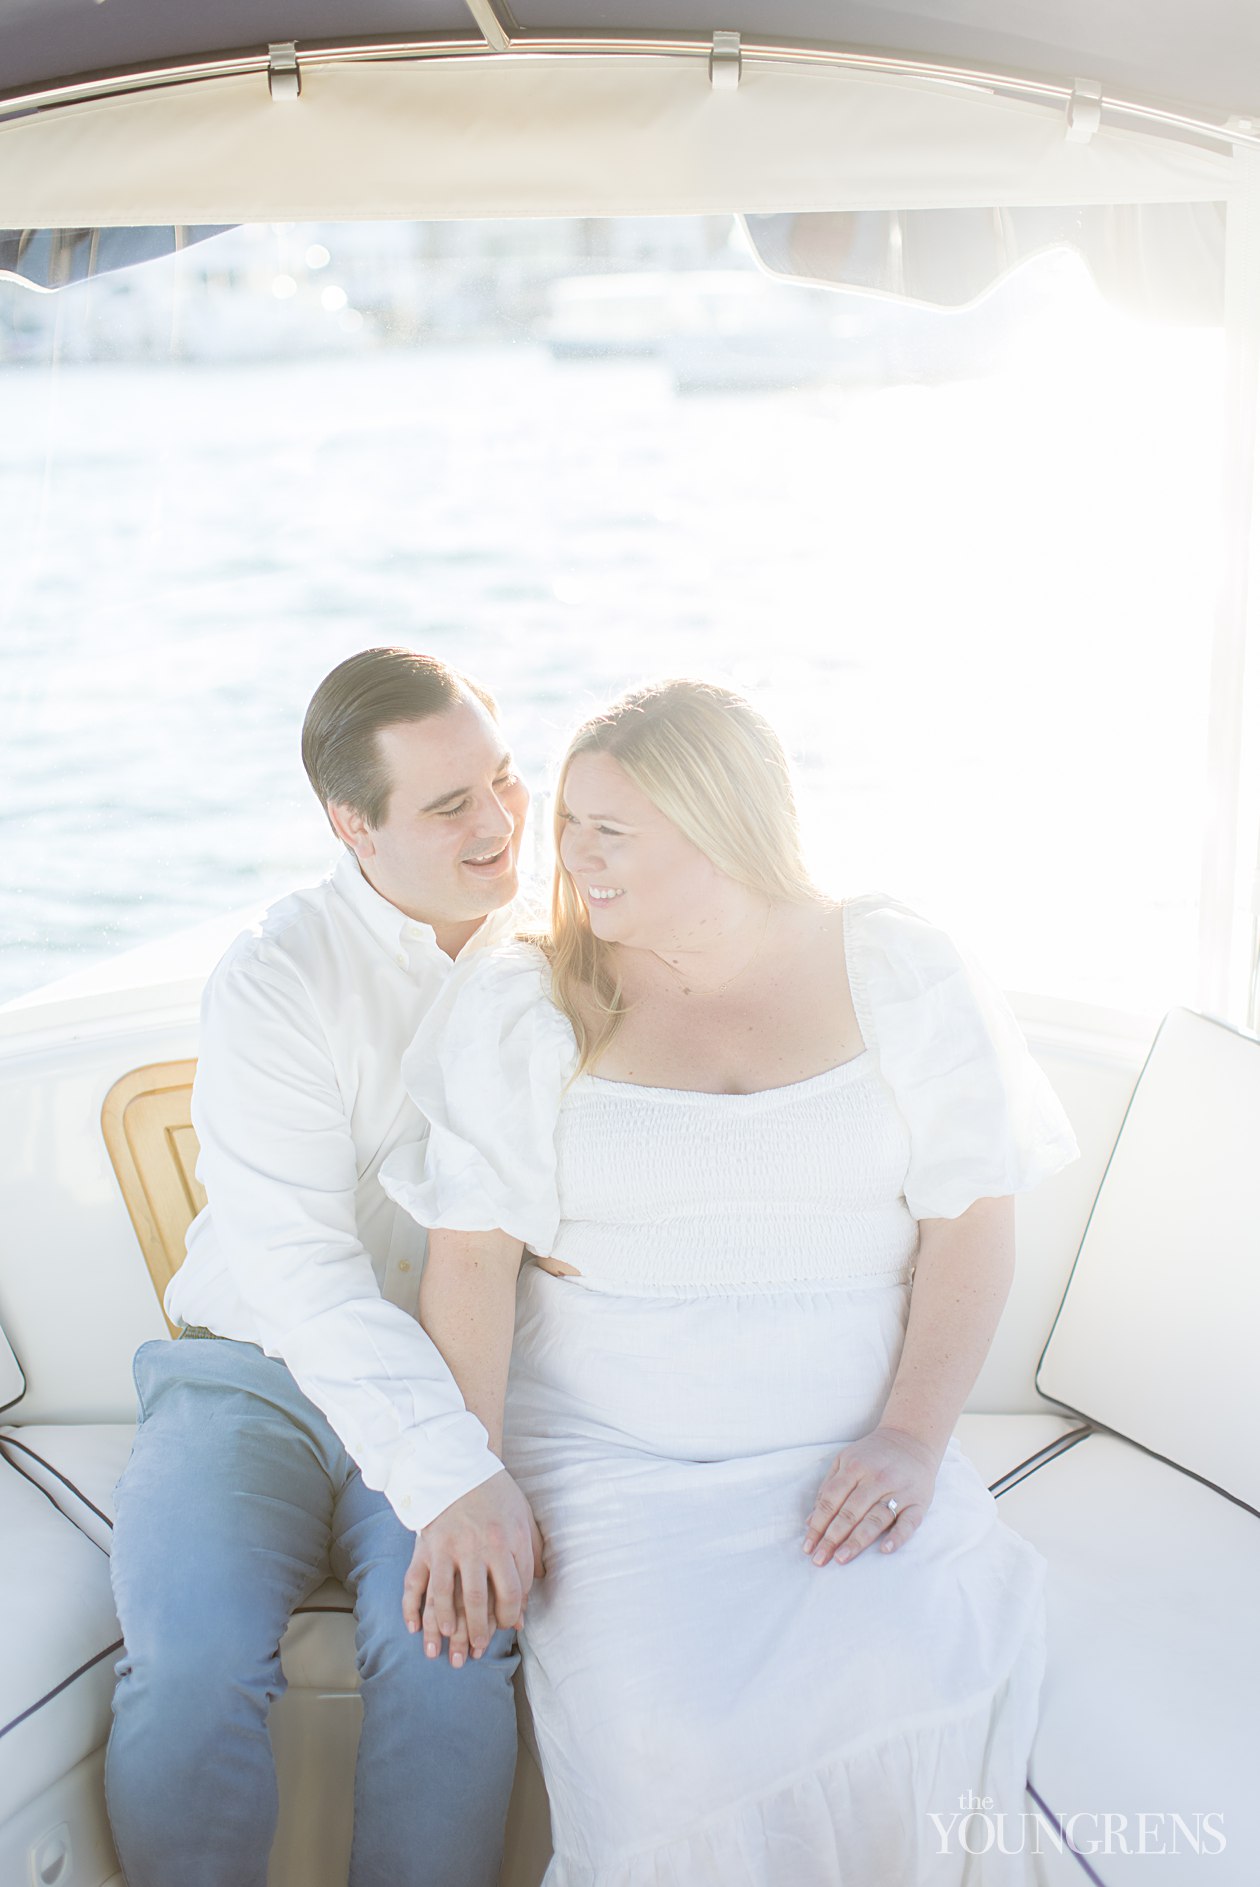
[0,12,1255,154]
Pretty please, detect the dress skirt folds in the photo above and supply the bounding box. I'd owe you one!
[380,893,1081,1885]
[504,1262,1049,1886]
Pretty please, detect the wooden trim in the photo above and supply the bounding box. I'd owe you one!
[100,1059,203,1336]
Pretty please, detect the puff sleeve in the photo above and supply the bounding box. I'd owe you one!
[379,941,578,1254]
[846,893,1081,1222]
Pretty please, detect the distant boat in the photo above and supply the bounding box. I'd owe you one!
[538,268,847,386]
[538,270,692,358]
[662,270,851,390]
[539,267,1017,391]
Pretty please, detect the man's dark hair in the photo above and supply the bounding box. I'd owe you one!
[301,647,499,829]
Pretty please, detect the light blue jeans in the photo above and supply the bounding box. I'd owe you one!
[106,1336,521,1887]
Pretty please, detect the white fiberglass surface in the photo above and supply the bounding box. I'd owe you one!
[0,217,1226,1019]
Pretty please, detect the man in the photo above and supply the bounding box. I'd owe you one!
[106,648,543,1887]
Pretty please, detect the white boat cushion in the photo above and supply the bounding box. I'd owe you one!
[9,1416,1252,1876]
[6,1416,1089,1530]
[0,1424,131,1552]
[951,1411,1087,1490]
[278,1590,358,1693]
[1,1414,1088,1702]
[0,1458,121,1825]
[1037,1007,1260,1509]
[999,1429,1259,1887]
[0,1318,24,1411]
[0,1423,357,1691]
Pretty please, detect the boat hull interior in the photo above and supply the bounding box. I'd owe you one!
[2,975,1257,1885]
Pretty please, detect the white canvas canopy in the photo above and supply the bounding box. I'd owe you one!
[1,2,1256,290]
[2,2,1259,126]
[0,1,1256,229]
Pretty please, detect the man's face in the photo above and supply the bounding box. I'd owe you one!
[330,695,529,940]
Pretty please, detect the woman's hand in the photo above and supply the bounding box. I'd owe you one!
[406,1226,533,1663]
[802,1424,943,1566]
[404,1469,546,1664]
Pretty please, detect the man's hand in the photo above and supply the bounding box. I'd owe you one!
[403,1468,545,1666]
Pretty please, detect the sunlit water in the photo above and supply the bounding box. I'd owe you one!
[0,265,1224,1016]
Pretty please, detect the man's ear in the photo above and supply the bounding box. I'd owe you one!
[327,800,377,860]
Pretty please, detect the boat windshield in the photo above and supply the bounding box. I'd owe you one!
[0,214,1226,1021]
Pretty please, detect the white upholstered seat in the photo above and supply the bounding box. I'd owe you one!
[0,1455,120,1829]
[0,1409,1082,1819]
[0,1419,552,1887]
[1005,1431,1260,1886]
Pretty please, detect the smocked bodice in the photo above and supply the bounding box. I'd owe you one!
[379,893,1082,1284]
[546,1055,918,1296]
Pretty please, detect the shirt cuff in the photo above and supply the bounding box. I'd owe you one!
[380,1408,506,1533]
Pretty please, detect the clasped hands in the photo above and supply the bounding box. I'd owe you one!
[403,1468,545,1667]
[406,1425,943,1666]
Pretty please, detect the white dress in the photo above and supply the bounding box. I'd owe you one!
[380,893,1081,1886]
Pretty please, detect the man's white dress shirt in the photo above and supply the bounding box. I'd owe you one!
[166,847,522,1533]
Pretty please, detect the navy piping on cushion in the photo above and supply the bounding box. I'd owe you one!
[1033,1008,1260,1513]
[1025,1778,1111,1887]
[0,1640,123,1745]
[1,1435,359,1618]
[0,1442,110,1557]
[0,1449,353,1734]
[1063,1418,1260,1522]
[0,1333,26,1416]
[0,1435,114,1535]
[1032,1005,1181,1402]
[0,1448,120,1738]
[990,1425,1094,1498]
[987,1411,1260,1523]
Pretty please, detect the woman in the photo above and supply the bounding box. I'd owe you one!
[380,677,1080,1884]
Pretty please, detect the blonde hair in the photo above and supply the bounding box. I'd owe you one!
[544,677,821,1076]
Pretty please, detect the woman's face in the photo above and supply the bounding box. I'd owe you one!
[558,751,736,952]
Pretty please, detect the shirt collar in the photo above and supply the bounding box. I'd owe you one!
[331,848,523,966]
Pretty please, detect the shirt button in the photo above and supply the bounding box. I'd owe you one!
[398,1259,412,1273]
[395,952,407,967]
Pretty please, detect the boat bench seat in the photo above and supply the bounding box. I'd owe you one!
[0,1408,1087,1887]
[0,1422,361,1691]
[4,1003,1258,1887]
[6,1398,1258,1885]
[1001,1430,1259,1885]
[0,1419,552,1885]
[0,1447,121,1832]
[0,1412,1085,1808]
[1006,1006,1260,1887]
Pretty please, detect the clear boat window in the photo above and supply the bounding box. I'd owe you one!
[0,216,1225,1019]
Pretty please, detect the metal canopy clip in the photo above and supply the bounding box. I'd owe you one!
[1065,77,1102,143]
[268,42,301,102]
[463,0,513,52]
[710,30,741,92]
